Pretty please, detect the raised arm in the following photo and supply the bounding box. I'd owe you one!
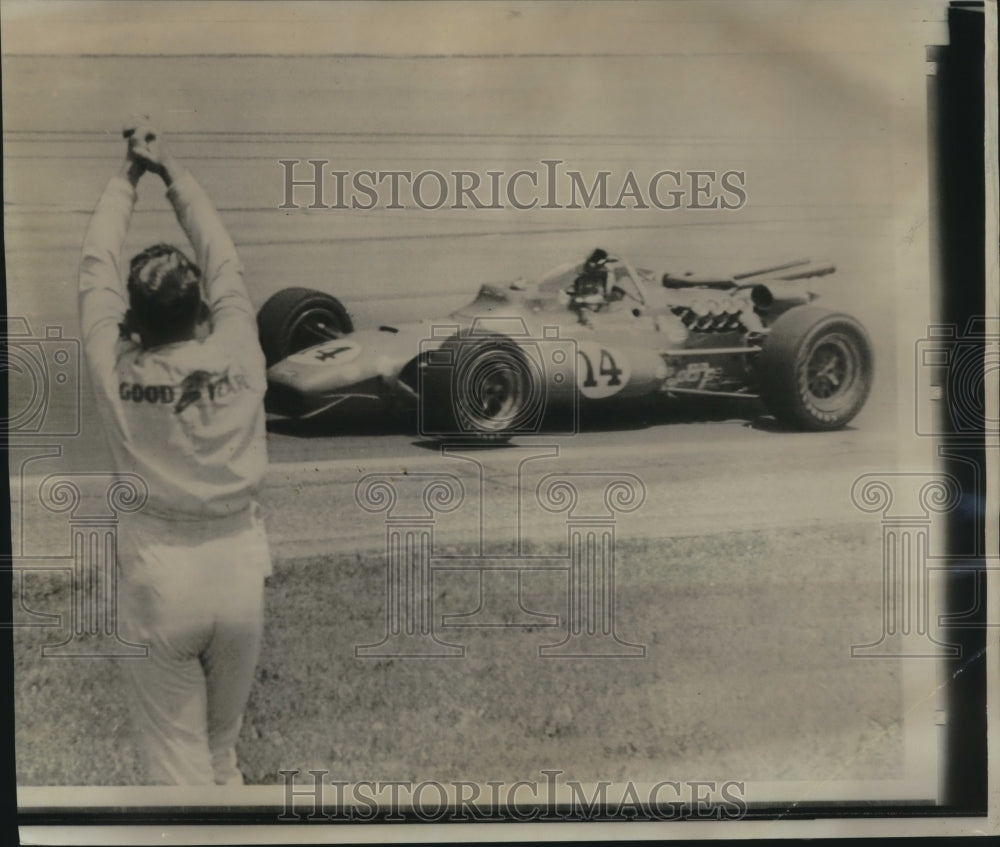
[165,165,256,338]
[78,157,143,370]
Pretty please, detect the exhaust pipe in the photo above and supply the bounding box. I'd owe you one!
[750,282,815,310]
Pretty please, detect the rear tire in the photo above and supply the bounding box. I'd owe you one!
[756,305,873,430]
[256,288,353,367]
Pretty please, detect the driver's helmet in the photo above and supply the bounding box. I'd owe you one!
[582,247,609,273]
[572,248,611,309]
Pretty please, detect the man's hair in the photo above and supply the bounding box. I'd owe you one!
[127,243,202,340]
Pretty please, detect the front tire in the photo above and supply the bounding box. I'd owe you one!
[756,305,874,431]
[421,333,543,442]
[256,288,354,367]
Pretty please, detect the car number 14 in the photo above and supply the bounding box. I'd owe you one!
[576,342,630,399]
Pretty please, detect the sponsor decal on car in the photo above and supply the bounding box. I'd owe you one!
[662,360,718,390]
[289,340,362,365]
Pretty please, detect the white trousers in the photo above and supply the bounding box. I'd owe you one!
[116,505,271,785]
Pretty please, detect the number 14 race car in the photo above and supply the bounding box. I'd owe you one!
[258,249,874,440]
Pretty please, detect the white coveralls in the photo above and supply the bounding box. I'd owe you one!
[79,171,272,785]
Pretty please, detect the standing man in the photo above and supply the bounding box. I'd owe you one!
[79,121,271,784]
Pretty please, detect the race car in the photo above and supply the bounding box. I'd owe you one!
[258,249,874,439]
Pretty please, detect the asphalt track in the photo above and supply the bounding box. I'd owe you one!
[259,405,897,559]
[8,340,898,556]
[11,402,897,565]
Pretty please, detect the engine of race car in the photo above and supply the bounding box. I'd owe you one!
[665,289,750,332]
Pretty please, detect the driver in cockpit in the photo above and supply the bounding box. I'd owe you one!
[570,249,626,323]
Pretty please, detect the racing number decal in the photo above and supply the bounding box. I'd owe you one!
[580,349,622,387]
[576,342,630,399]
[288,340,362,365]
